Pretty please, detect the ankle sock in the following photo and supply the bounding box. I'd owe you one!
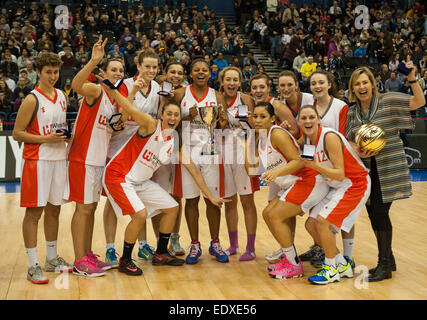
[156,232,171,254]
[122,241,135,260]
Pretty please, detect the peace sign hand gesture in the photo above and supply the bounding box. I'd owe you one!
[91,35,108,65]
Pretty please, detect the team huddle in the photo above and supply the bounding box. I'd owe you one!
[13,35,424,287]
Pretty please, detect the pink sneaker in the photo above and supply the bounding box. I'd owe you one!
[268,257,304,279]
[267,259,287,272]
[73,255,106,277]
[87,251,113,271]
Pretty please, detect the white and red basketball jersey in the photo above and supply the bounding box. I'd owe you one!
[315,97,348,135]
[258,125,303,189]
[23,87,68,161]
[107,78,161,159]
[106,120,174,185]
[181,84,217,146]
[67,86,117,166]
[282,92,314,118]
[309,126,368,188]
[226,92,242,130]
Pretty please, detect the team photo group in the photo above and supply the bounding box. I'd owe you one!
[3,0,426,298]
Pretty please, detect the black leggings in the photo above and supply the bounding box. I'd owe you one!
[366,157,393,232]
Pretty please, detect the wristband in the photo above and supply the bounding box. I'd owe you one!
[408,80,417,84]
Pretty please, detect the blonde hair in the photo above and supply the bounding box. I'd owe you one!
[219,66,242,84]
[348,67,380,103]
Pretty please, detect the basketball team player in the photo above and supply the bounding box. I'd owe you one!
[100,77,229,275]
[65,36,121,277]
[103,49,164,267]
[240,101,328,279]
[171,58,230,264]
[218,66,259,261]
[298,105,371,285]
[12,52,73,284]
[300,70,355,269]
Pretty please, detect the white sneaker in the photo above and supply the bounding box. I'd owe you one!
[337,260,354,278]
[265,247,284,264]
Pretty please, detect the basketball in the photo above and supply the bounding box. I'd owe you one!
[355,123,386,153]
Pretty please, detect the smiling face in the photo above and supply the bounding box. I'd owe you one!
[351,73,373,106]
[190,61,210,87]
[221,69,241,97]
[104,60,125,84]
[310,73,331,99]
[298,106,320,138]
[161,104,181,133]
[278,75,298,101]
[250,78,270,104]
[253,105,275,132]
[37,65,60,88]
[138,57,158,82]
[166,63,184,88]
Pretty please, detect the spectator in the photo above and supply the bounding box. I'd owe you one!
[107,43,124,59]
[213,52,228,70]
[282,29,304,69]
[12,76,31,102]
[23,60,37,87]
[329,1,342,21]
[354,42,368,58]
[12,90,25,113]
[300,55,317,81]
[189,39,205,58]
[121,27,136,45]
[72,31,89,51]
[268,12,283,60]
[388,53,400,72]
[61,46,77,68]
[62,78,78,112]
[292,50,307,74]
[0,90,11,116]
[173,43,189,62]
[1,54,19,80]
[218,37,233,55]
[376,74,385,93]
[385,71,403,92]
[208,63,219,89]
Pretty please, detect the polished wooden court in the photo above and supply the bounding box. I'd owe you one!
[1,183,427,300]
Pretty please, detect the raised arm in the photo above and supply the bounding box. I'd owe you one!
[407,64,426,110]
[71,36,107,103]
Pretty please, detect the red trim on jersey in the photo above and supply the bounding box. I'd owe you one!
[34,87,58,104]
[325,178,368,228]
[23,114,41,160]
[226,93,239,109]
[338,105,348,136]
[66,161,87,203]
[189,84,209,103]
[20,160,38,207]
[284,174,316,205]
[172,164,183,198]
[104,173,138,216]
[219,163,225,198]
[314,125,323,146]
[251,176,260,192]
[67,94,103,164]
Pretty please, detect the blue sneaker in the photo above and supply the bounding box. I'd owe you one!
[209,240,229,263]
[308,264,340,285]
[185,241,202,264]
[138,243,154,261]
[105,247,119,268]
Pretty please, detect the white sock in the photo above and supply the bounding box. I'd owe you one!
[324,257,336,268]
[139,240,147,249]
[106,243,115,250]
[45,241,57,261]
[26,247,38,267]
[335,253,347,266]
[342,238,354,258]
[282,245,299,266]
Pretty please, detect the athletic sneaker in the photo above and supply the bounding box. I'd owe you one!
[209,240,229,263]
[345,256,356,271]
[308,264,340,285]
[87,251,112,270]
[152,252,185,266]
[105,248,119,268]
[310,247,325,268]
[118,257,142,276]
[267,258,287,272]
[168,234,185,256]
[27,264,49,284]
[73,256,106,277]
[269,257,304,279]
[185,241,202,264]
[338,258,354,278]
[44,256,73,273]
[265,248,284,264]
[299,245,320,261]
[138,243,155,261]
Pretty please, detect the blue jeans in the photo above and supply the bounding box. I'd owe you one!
[269,35,281,59]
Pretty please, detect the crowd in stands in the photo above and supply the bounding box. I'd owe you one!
[0,0,426,124]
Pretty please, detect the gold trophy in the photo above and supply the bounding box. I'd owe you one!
[199,105,219,155]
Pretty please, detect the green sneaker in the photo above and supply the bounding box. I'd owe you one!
[44,256,73,273]
[138,243,154,260]
[168,234,185,256]
[105,248,119,268]
[27,264,49,284]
